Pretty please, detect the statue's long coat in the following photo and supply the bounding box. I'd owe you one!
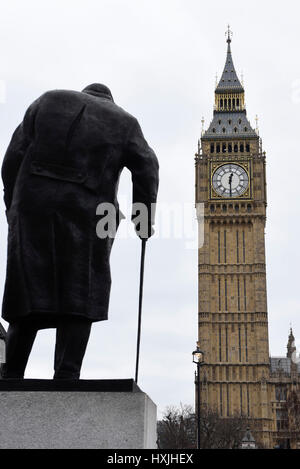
[1,85,159,324]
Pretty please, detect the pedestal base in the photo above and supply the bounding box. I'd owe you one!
[0,379,157,449]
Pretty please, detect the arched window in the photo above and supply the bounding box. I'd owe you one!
[210,204,215,213]
[222,204,227,212]
[246,143,250,152]
[235,204,239,212]
[210,143,215,153]
[247,204,252,213]
[228,99,231,109]
[222,143,227,153]
[237,98,240,107]
[234,127,237,133]
[216,144,220,153]
[220,99,223,108]
[234,144,238,152]
[228,143,232,153]
[212,128,216,133]
[240,144,244,153]
[232,98,236,108]
[224,99,227,108]
[244,127,248,132]
[222,128,226,133]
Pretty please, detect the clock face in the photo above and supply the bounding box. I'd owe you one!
[212,163,249,198]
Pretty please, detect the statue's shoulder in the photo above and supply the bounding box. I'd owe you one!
[38,89,84,103]
[110,103,137,123]
[36,90,138,131]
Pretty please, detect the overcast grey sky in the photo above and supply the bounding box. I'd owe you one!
[0,0,300,416]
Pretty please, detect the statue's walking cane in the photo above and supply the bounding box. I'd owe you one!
[135,239,147,384]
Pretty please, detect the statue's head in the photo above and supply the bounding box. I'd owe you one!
[82,83,114,102]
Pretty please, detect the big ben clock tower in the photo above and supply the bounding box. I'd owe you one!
[195,28,273,447]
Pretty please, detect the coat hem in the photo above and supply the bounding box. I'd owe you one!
[2,309,108,324]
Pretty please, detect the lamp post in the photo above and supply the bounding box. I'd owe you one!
[193,345,205,450]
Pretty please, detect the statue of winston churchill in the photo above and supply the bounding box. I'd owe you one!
[0,83,159,379]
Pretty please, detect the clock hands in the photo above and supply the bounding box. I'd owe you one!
[228,173,234,198]
[213,165,248,198]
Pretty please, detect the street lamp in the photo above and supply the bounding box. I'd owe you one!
[193,345,205,450]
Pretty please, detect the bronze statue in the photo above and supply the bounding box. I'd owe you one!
[0,83,159,379]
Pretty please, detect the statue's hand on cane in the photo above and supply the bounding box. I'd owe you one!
[136,225,154,241]
[132,213,155,241]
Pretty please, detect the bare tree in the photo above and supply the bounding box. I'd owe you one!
[202,411,248,449]
[157,404,196,449]
[157,404,250,449]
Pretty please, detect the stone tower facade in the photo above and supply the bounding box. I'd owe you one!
[195,29,274,447]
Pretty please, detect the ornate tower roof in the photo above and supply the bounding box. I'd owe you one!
[240,427,257,449]
[202,27,257,141]
[242,427,256,443]
[216,26,244,94]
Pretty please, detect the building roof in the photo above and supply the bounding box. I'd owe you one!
[203,111,257,139]
[270,357,300,374]
[215,36,244,94]
[242,428,256,443]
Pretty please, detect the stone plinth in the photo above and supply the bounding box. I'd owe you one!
[0,379,157,449]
